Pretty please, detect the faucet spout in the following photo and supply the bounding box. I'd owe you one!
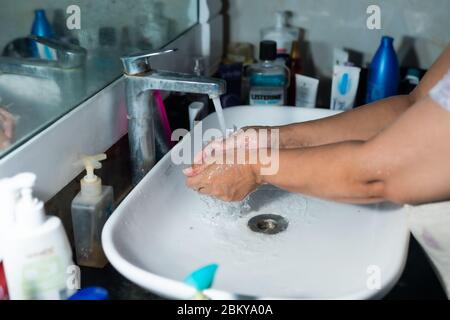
[121,49,226,184]
[125,70,226,97]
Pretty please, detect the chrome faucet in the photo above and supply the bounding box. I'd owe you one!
[120,49,226,185]
[0,35,87,105]
[0,35,87,78]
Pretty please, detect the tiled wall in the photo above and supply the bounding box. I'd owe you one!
[226,0,450,77]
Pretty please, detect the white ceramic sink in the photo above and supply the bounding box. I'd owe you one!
[102,106,409,299]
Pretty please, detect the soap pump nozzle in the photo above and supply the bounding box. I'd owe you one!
[13,173,46,229]
[81,153,107,198]
[0,172,37,223]
[0,173,37,255]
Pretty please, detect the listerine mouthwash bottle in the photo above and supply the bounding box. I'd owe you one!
[248,40,289,106]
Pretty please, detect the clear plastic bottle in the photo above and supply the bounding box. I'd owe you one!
[261,11,299,55]
[247,40,289,106]
[71,154,114,268]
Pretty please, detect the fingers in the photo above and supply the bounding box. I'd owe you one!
[0,132,10,149]
[186,139,228,177]
[0,109,15,139]
[183,162,207,177]
[186,171,209,193]
[193,137,225,164]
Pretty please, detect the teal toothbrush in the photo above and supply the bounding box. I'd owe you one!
[184,263,218,300]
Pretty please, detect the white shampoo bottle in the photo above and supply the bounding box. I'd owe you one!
[3,173,74,300]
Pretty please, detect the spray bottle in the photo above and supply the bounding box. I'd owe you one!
[71,154,114,268]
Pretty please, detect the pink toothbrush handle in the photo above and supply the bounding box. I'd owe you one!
[153,90,174,147]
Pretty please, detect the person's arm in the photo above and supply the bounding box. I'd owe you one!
[254,96,450,205]
[276,45,450,148]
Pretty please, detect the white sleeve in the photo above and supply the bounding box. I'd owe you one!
[430,69,450,111]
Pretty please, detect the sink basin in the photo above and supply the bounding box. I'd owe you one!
[102,106,409,299]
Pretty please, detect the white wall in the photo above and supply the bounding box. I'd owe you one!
[226,0,449,77]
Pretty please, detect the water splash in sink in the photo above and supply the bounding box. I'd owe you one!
[198,186,311,229]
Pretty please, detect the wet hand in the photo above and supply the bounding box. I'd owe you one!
[185,149,261,202]
[191,126,271,173]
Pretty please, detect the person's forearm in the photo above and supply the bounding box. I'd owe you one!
[253,143,385,204]
[276,94,413,148]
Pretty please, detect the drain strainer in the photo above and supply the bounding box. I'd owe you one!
[247,214,288,235]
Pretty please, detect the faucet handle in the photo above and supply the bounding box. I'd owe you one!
[28,35,87,68]
[120,48,177,75]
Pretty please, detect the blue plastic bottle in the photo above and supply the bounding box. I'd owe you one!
[30,9,56,60]
[366,36,399,103]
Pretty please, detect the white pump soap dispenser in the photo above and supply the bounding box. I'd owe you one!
[2,172,74,300]
[71,153,114,268]
[0,174,31,300]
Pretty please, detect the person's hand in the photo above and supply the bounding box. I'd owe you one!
[184,149,261,202]
[0,108,15,150]
[192,126,272,168]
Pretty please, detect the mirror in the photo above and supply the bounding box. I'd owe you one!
[0,0,198,158]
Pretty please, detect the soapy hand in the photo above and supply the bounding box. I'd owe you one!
[184,148,261,202]
[192,126,271,168]
[0,108,15,150]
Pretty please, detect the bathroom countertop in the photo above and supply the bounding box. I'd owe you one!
[81,236,447,300]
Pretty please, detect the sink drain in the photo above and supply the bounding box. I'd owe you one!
[247,214,288,235]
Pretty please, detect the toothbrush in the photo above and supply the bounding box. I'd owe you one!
[184,263,218,299]
[153,90,174,147]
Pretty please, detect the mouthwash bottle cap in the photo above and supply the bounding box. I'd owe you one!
[260,40,277,61]
[405,68,420,84]
[13,173,46,229]
[81,154,107,198]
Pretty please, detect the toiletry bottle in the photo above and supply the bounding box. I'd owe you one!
[330,65,361,111]
[399,68,421,95]
[68,287,109,300]
[3,173,74,300]
[295,74,319,108]
[248,41,289,106]
[71,154,114,268]
[288,40,303,106]
[261,11,299,55]
[0,263,7,300]
[366,36,400,103]
[30,9,56,60]
[136,1,170,49]
[0,175,20,300]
